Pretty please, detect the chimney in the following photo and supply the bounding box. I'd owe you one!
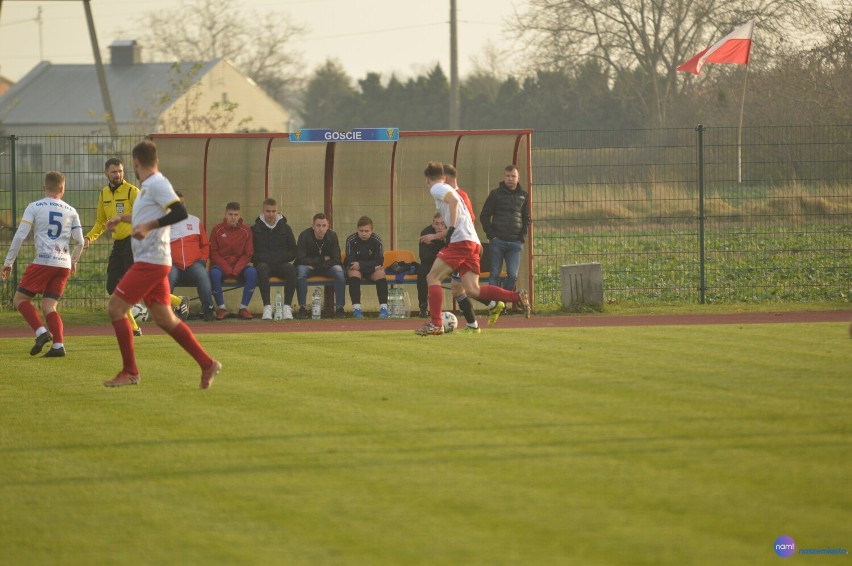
[109,40,142,66]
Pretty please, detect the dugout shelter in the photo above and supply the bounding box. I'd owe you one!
[149,130,534,306]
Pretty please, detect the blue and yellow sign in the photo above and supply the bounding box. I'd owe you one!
[289,128,399,142]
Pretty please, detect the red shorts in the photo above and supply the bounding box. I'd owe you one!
[18,264,71,300]
[113,262,171,308]
[437,241,481,277]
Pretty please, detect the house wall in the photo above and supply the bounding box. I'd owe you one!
[160,60,289,133]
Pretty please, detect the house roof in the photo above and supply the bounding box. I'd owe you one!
[0,59,219,125]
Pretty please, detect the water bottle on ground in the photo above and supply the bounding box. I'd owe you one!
[390,287,402,319]
[274,292,283,320]
[311,287,322,320]
[399,288,409,318]
[387,288,396,319]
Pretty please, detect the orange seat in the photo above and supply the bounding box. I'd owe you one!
[383,249,416,267]
[383,250,418,284]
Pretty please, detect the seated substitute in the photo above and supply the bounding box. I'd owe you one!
[417,212,447,318]
[168,192,214,321]
[345,215,389,319]
[209,201,257,320]
[295,213,346,319]
[252,198,298,320]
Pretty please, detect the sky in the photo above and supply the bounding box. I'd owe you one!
[0,0,522,83]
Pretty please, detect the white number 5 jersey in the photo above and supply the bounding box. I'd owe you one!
[4,197,83,269]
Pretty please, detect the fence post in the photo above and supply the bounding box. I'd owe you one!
[697,125,706,304]
[9,135,19,287]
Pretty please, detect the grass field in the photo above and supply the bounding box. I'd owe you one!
[1,322,850,564]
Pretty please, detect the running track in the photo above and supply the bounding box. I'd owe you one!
[1,310,849,338]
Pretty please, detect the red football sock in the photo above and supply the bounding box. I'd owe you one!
[429,284,443,326]
[45,311,64,344]
[112,317,139,375]
[168,321,213,369]
[17,301,43,332]
[477,285,518,304]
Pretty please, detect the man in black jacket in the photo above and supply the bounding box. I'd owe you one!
[252,198,298,320]
[417,212,447,317]
[480,164,531,292]
[345,216,389,319]
[295,213,346,319]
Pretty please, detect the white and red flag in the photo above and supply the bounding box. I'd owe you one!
[677,19,755,75]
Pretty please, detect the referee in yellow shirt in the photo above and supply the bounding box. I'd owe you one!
[84,158,187,334]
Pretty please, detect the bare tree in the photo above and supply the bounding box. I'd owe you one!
[134,0,305,111]
[804,0,852,119]
[517,0,823,127]
[465,41,515,104]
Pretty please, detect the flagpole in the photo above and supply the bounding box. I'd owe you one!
[737,63,750,184]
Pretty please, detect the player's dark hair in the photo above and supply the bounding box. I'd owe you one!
[226,202,241,211]
[263,198,277,207]
[132,140,158,167]
[104,157,123,170]
[424,161,444,180]
[443,163,457,178]
[504,164,519,173]
[357,215,373,228]
[313,212,327,222]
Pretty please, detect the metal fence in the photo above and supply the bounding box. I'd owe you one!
[2,127,851,310]
[0,135,138,309]
[533,125,852,307]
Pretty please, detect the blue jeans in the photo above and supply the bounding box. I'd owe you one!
[297,264,345,307]
[488,238,523,290]
[169,259,213,310]
[210,265,257,308]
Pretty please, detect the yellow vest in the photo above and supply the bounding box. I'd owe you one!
[85,181,140,242]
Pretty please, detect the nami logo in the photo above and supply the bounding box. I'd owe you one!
[775,535,796,558]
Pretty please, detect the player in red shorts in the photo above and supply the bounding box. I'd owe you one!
[103,139,221,389]
[415,161,530,336]
[1,172,84,357]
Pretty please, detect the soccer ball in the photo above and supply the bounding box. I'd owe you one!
[442,311,458,333]
[131,303,149,322]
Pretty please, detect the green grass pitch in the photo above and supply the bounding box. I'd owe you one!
[1,324,849,564]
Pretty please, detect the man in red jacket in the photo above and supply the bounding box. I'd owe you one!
[209,202,257,320]
[168,193,214,321]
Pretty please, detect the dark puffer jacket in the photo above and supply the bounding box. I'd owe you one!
[479,182,531,243]
[251,214,297,266]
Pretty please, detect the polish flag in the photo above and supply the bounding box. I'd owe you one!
[677,20,755,75]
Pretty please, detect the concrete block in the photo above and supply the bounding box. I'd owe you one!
[561,263,603,307]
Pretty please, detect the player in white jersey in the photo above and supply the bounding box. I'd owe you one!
[102,139,221,389]
[1,172,84,357]
[415,161,530,336]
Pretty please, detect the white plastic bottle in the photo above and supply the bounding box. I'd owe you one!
[399,288,409,319]
[311,287,322,320]
[274,292,283,321]
[388,288,396,319]
[390,287,402,319]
